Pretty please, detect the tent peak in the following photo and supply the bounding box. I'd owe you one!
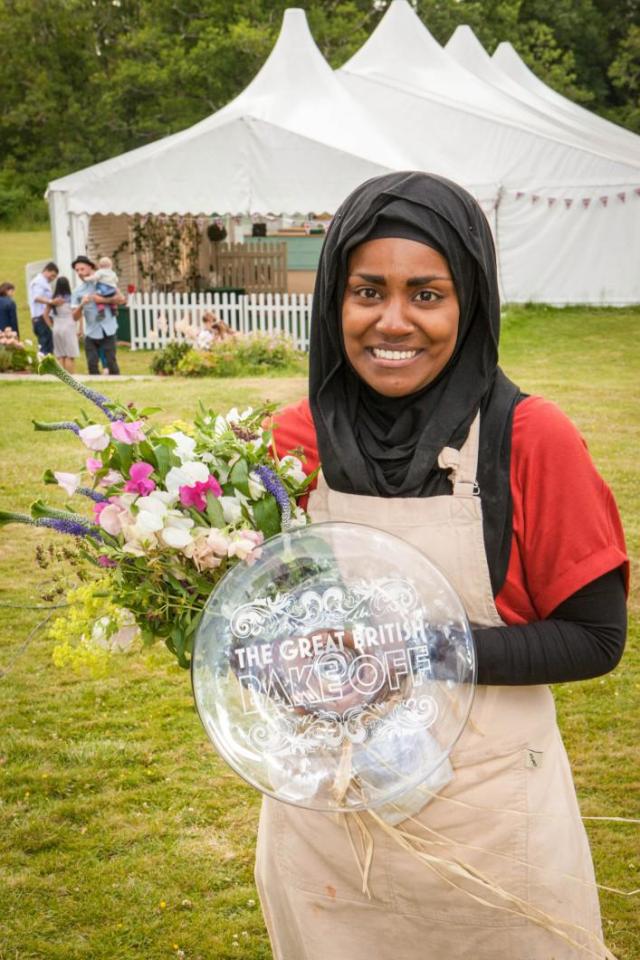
[342,0,449,76]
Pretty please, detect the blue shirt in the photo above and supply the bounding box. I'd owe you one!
[28,273,52,319]
[71,281,118,339]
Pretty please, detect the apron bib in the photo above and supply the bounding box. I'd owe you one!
[255,415,604,960]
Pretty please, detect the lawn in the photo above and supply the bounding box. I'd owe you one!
[0,231,639,958]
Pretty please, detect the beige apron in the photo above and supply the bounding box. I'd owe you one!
[255,416,604,960]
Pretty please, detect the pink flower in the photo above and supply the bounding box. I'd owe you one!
[179,474,222,512]
[99,469,123,488]
[97,555,117,568]
[96,497,131,536]
[124,462,156,496]
[94,501,108,520]
[111,420,146,445]
[86,457,102,474]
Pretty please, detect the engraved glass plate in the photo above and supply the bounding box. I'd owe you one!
[192,522,476,813]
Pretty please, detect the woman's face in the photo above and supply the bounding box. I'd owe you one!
[342,237,459,397]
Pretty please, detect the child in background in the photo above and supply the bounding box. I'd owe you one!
[88,257,120,322]
[44,276,80,373]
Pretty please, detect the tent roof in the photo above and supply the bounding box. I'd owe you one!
[47,9,408,214]
[491,40,640,159]
[338,0,639,186]
[446,25,639,167]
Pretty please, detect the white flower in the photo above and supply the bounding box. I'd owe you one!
[219,495,243,524]
[248,471,265,500]
[226,407,240,424]
[25,338,33,346]
[165,461,208,495]
[78,423,109,451]
[126,490,194,550]
[280,456,306,485]
[159,513,194,548]
[168,431,197,463]
[54,471,81,496]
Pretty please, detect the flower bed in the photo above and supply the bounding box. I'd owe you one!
[149,331,307,377]
[0,328,37,371]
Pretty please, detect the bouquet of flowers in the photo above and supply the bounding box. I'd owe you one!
[0,356,314,668]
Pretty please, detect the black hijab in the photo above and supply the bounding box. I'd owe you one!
[309,171,524,596]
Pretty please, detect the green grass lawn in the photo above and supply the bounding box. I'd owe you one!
[0,230,639,957]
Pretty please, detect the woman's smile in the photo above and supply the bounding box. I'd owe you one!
[342,237,460,397]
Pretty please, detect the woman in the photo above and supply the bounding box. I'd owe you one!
[255,173,628,959]
[44,276,80,373]
[0,282,19,336]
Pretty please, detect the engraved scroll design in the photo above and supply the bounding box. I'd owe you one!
[230,578,419,642]
[247,695,439,756]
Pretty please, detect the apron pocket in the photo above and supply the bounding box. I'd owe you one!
[384,744,529,926]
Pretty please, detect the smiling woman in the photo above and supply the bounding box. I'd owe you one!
[342,237,459,397]
[254,172,628,960]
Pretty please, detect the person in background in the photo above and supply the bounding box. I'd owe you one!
[43,276,80,374]
[28,262,60,355]
[71,255,124,375]
[0,283,19,336]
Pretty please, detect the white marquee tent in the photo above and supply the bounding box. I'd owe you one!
[47,1,640,303]
[46,8,409,277]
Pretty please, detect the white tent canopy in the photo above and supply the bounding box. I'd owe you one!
[446,25,639,168]
[493,40,640,157]
[47,2,640,303]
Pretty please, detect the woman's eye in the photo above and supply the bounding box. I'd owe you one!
[415,290,440,303]
[356,287,380,300]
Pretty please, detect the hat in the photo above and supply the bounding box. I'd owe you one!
[71,255,96,269]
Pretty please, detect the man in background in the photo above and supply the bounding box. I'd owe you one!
[71,255,124,375]
[28,261,60,355]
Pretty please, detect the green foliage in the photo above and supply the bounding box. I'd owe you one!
[608,24,640,132]
[149,340,192,375]
[150,333,307,378]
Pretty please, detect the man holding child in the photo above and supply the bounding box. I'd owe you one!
[71,255,124,375]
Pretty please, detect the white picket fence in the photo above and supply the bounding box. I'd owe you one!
[128,292,313,351]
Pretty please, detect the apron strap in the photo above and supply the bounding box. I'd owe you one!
[437,412,480,498]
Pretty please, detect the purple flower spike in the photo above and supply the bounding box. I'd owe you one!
[34,517,102,540]
[254,465,291,530]
[77,486,108,503]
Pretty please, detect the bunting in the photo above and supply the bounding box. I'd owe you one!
[510,187,640,209]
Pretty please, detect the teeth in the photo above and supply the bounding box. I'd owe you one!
[372,348,418,360]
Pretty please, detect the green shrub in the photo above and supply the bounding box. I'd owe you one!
[150,333,307,378]
[149,339,192,375]
[0,342,36,372]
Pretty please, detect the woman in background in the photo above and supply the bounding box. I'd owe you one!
[44,276,80,373]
